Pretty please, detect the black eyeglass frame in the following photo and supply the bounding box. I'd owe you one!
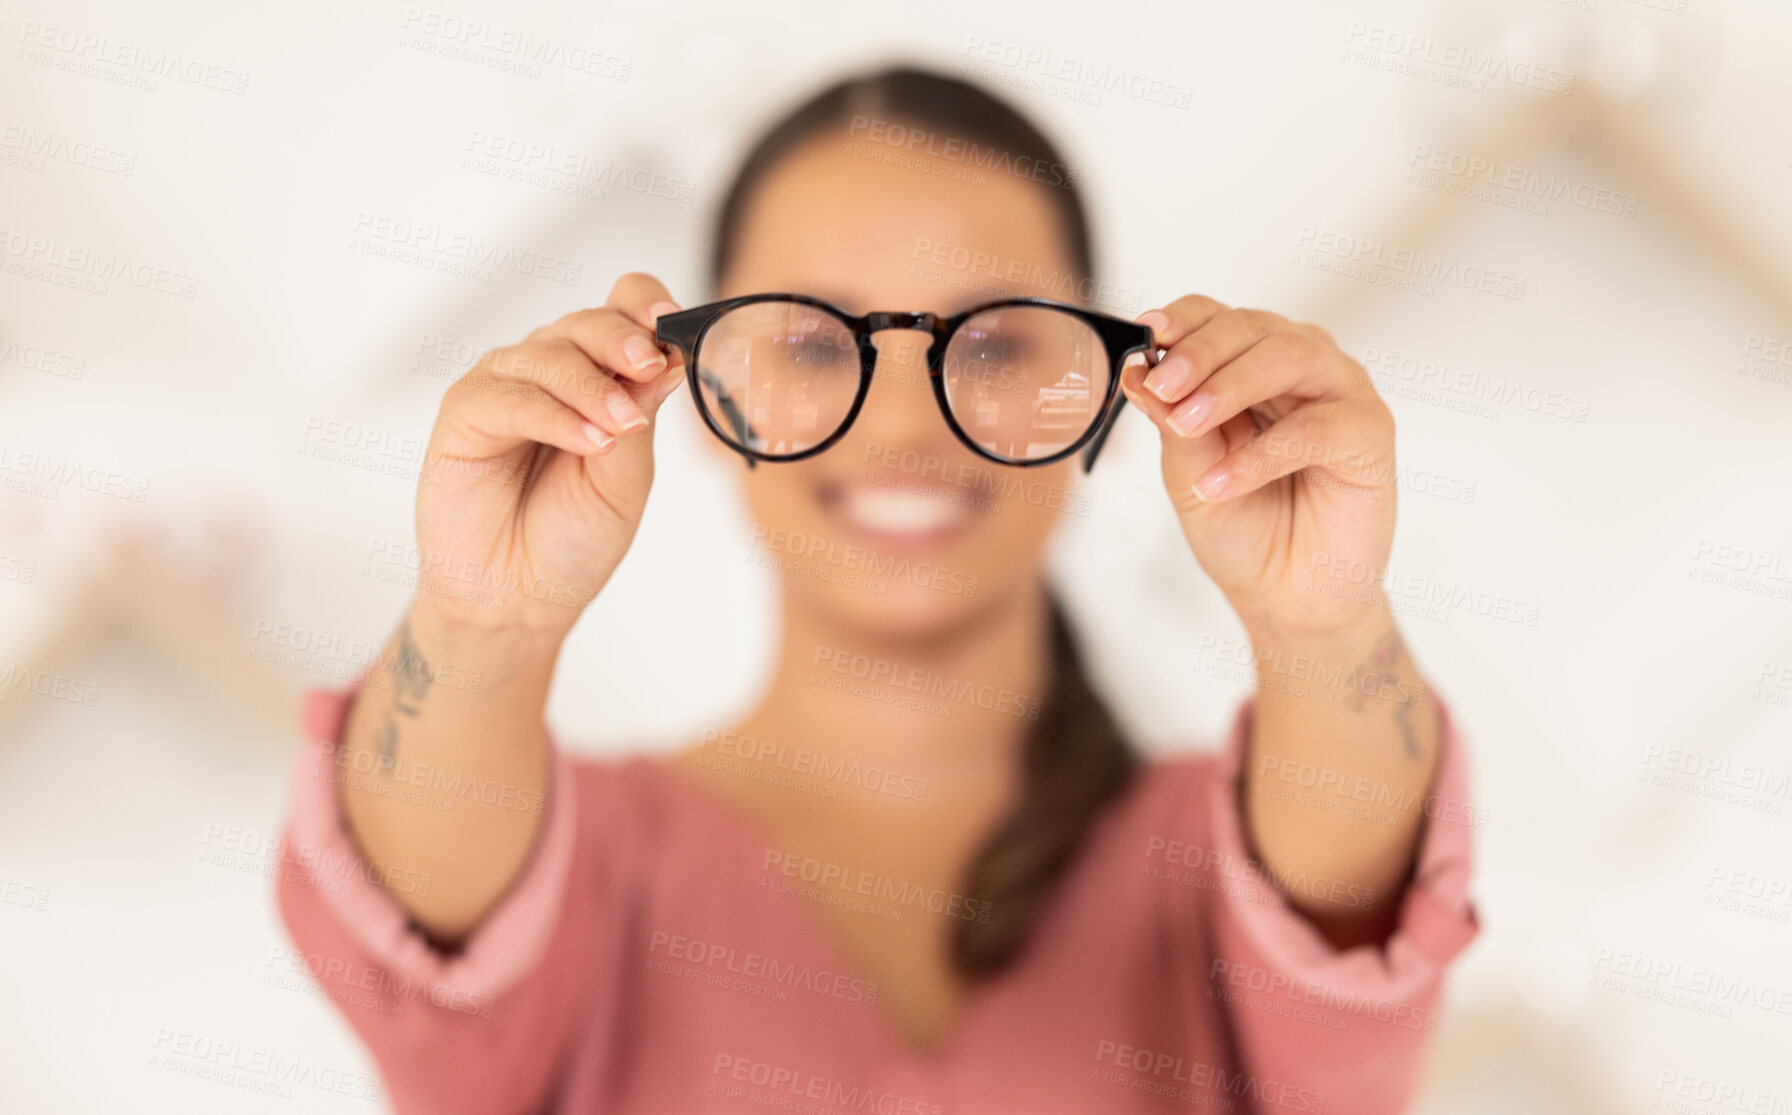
[656,293,1159,471]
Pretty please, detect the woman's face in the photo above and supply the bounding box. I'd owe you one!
[717,126,1087,639]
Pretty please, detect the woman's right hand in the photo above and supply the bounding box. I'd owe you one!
[412,272,687,637]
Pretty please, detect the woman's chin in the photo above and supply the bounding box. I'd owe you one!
[787,571,997,646]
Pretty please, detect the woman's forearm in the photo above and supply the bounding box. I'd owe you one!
[337,598,564,944]
[1239,600,1440,940]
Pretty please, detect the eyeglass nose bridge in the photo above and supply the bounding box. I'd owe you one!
[861,310,941,334]
[856,310,947,374]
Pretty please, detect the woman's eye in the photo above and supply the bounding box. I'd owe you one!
[973,338,1029,363]
[777,337,853,365]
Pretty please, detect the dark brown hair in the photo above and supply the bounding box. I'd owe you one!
[709,64,1138,978]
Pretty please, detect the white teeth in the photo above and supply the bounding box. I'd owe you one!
[839,485,968,535]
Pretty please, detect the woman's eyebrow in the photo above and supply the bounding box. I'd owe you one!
[944,285,1030,314]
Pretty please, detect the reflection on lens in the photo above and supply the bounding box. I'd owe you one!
[697,301,859,455]
[943,306,1107,461]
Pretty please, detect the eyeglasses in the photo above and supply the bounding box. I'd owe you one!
[655,294,1158,471]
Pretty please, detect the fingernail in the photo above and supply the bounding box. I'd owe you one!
[647,301,681,325]
[624,335,665,372]
[1144,355,1191,403]
[583,422,615,450]
[1192,468,1227,502]
[1167,394,1212,437]
[1137,310,1170,338]
[606,392,648,432]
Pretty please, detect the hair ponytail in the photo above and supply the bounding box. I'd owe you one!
[950,596,1137,976]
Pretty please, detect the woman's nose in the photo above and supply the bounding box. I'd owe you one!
[846,330,957,456]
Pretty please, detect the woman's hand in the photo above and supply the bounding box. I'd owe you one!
[1121,296,1397,645]
[412,272,687,637]
[1123,296,1441,938]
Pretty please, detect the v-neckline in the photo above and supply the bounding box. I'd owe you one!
[653,751,999,1070]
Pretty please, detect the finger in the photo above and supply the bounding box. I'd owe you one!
[440,379,618,460]
[477,341,651,437]
[531,307,675,385]
[1118,358,1231,483]
[1134,294,1229,351]
[1138,307,1287,414]
[1189,400,1391,504]
[1164,325,1361,441]
[606,271,683,332]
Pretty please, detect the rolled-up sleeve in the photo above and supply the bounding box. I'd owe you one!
[273,679,608,1114]
[1196,695,1480,1113]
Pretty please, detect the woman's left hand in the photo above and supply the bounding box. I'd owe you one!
[1121,295,1397,643]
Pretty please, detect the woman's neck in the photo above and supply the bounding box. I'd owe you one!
[736,585,1056,774]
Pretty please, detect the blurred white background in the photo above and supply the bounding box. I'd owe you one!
[3,0,1791,1110]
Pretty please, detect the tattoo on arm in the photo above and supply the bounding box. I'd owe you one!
[378,619,435,775]
[1345,630,1424,761]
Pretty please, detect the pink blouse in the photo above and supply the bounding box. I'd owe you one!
[275,683,1478,1114]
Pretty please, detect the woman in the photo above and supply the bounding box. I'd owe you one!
[278,65,1477,1114]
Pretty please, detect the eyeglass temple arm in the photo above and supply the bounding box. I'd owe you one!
[1081,341,1162,472]
[657,313,762,471]
[696,366,760,470]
